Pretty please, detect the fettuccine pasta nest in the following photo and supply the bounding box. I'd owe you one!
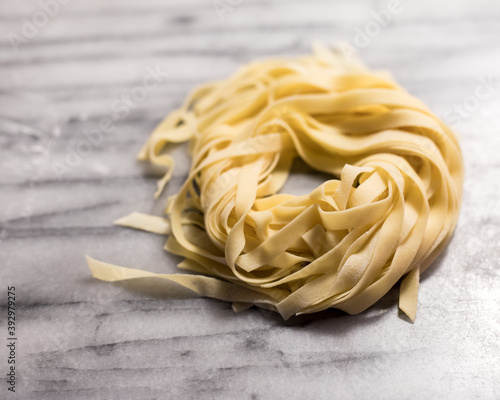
[88,45,463,322]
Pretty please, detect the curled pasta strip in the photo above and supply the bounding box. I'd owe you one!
[88,45,463,322]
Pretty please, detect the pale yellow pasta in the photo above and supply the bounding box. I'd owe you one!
[87,44,463,322]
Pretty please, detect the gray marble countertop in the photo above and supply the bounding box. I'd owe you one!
[1,0,499,399]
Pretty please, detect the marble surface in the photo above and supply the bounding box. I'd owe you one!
[1,0,499,399]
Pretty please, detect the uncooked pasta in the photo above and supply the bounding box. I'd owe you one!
[87,44,463,322]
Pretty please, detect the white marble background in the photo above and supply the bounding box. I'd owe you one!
[0,0,499,399]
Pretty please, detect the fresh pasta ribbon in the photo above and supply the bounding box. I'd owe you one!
[87,45,463,322]
[114,212,171,235]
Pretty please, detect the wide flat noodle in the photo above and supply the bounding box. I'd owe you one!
[87,45,463,322]
[114,212,171,235]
